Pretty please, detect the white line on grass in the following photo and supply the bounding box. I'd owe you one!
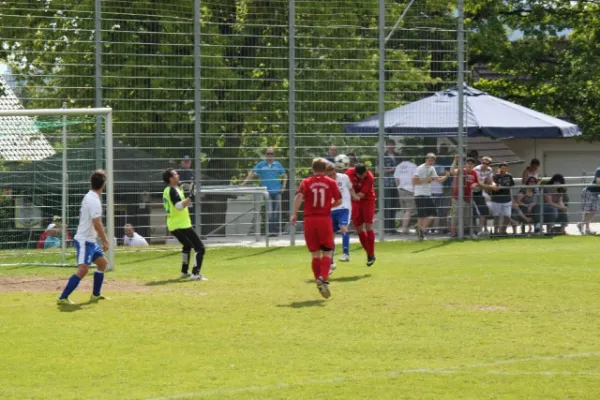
[147,351,600,400]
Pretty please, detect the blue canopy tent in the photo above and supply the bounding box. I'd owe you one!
[345,86,581,139]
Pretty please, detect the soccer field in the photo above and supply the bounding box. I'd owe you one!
[1,237,599,400]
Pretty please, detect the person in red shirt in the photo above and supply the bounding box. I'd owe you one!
[450,156,481,237]
[346,164,377,266]
[291,158,342,299]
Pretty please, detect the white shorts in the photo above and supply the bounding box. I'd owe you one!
[490,201,512,217]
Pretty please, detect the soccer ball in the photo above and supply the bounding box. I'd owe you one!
[334,154,350,170]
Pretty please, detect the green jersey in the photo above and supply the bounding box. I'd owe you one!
[163,186,192,231]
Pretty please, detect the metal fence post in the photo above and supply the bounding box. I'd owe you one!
[61,103,68,265]
[194,0,203,235]
[377,0,386,241]
[288,0,296,246]
[457,0,466,239]
[94,0,103,169]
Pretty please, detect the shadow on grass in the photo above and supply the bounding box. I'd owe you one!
[303,274,371,284]
[57,300,93,313]
[225,247,283,261]
[411,240,454,254]
[119,251,179,266]
[277,300,326,308]
[145,278,193,286]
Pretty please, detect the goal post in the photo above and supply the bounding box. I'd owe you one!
[0,107,114,269]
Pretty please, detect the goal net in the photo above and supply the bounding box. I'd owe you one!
[0,108,114,268]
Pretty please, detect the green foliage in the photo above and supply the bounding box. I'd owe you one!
[466,0,600,140]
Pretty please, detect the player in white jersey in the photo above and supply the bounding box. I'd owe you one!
[326,164,356,270]
[57,170,111,306]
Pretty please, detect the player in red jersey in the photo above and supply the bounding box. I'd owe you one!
[291,158,342,299]
[346,164,377,266]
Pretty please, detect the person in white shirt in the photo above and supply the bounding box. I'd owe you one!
[326,163,357,268]
[394,158,417,234]
[412,153,449,240]
[473,156,496,234]
[123,223,149,247]
[57,170,110,305]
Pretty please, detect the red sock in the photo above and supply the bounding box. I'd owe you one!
[311,258,320,280]
[358,231,368,254]
[320,257,331,281]
[367,230,375,256]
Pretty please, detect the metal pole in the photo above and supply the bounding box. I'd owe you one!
[94,0,103,169]
[105,112,115,270]
[61,103,68,264]
[377,0,386,241]
[457,0,466,239]
[288,0,296,246]
[193,0,203,235]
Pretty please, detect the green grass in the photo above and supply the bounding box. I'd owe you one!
[1,237,599,399]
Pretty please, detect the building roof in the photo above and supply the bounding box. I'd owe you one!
[0,77,55,161]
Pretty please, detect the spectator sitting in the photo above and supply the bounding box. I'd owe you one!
[531,174,568,234]
[43,225,61,249]
[37,216,72,249]
[123,223,149,247]
[522,158,541,182]
[512,176,537,234]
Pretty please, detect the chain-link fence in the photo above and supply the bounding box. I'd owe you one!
[1,0,595,254]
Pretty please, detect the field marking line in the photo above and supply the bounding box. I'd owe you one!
[147,351,600,400]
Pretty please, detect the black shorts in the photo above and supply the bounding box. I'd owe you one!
[171,227,205,252]
[472,191,490,217]
[415,196,437,218]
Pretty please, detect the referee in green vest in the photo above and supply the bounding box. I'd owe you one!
[162,168,207,281]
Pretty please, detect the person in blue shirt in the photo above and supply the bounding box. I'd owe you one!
[242,147,288,236]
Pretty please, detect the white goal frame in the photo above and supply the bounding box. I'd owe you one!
[0,107,115,269]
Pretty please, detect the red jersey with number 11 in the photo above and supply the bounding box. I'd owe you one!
[297,174,341,217]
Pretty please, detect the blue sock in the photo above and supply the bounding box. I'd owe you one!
[93,271,104,296]
[342,232,350,255]
[59,275,81,299]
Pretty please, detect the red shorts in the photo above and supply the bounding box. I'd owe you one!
[352,202,375,226]
[303,216,334,252]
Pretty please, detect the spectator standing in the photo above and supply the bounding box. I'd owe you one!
[381,139,400,234]
[489,162,515,235]
[179,155,195,225]
[578,164,600,235]
[347,152,358,168]
[179,155,194,195]
[123,223,149,247]
[472,157,494,235]
[394,157,417,234]
[412,153,449,241]
[325,145,338,163]
[242,147,288,237]
[436,145,453,233]
[449,156,480,237]
[522,158,541,182]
